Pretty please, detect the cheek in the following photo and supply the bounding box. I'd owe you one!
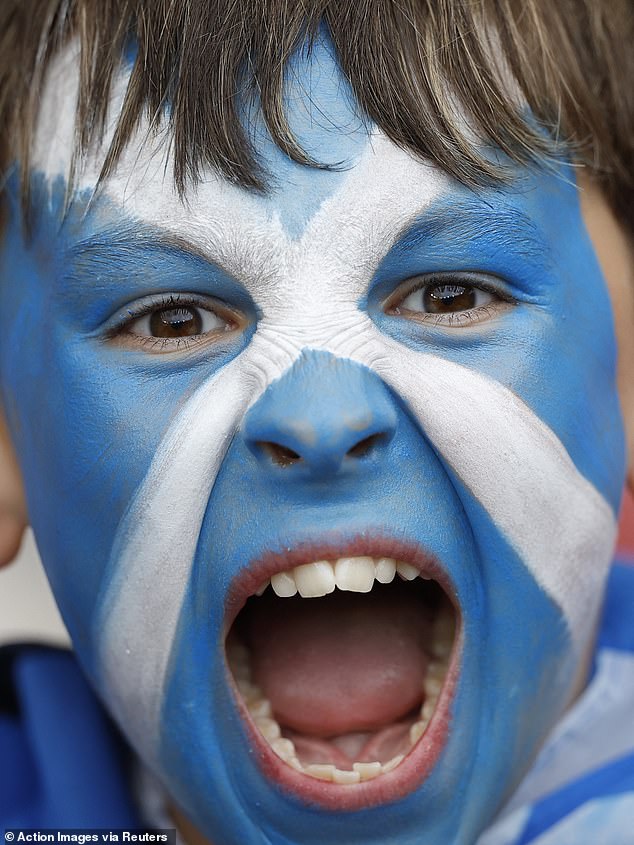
[5,338,173,647]
[0,253,214,667]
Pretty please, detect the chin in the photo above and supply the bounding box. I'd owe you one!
[148,528,577,845]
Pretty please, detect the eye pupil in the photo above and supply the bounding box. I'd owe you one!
[423,284,476,313]
[149,306,203,338]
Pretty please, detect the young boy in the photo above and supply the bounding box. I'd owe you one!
[1,1,633,843]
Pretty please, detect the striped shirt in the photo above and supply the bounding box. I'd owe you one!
[479,561,634,845]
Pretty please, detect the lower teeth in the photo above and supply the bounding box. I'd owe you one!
[226,609,453,784]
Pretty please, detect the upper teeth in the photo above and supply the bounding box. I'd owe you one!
[260,556,423,598]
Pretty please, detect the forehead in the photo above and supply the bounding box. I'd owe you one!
[33,34,553,296]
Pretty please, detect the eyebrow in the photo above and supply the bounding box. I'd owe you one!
[66,226,210,264]
[56,227,229,309]
[390,200,552,269]
[64,197,552,287]
[64,224,273,291]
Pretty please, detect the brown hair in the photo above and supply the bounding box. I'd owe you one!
[1,0,633,235]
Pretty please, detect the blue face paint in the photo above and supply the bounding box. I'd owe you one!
[367,184,624,510]
[0,29,625,845]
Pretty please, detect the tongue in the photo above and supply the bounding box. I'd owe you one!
[246,581,432,736]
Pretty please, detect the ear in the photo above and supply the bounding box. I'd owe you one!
[578,173,634,495]
[0,406,27,565]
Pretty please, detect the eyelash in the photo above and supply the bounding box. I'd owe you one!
[384,273,515,328]
[106,293,242,352]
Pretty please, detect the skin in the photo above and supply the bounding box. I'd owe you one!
[1,37,634,845]
[577,173,634,482]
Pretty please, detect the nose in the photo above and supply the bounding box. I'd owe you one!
[242,351,397,477]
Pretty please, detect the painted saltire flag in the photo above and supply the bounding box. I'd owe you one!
[478,562,634,845]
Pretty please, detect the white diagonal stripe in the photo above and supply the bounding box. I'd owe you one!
[96,337,299,761]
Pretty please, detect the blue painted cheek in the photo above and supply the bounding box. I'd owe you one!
[157,352,571,845]
[368,169,626,515]
[0,178,252,676]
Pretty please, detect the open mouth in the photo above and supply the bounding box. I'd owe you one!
[225,542,459,808]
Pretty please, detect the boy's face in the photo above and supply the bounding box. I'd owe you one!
[0,38,631,845]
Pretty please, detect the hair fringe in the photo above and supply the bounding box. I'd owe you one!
[1,0,633,233]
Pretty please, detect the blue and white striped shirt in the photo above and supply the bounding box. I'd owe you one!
[479,561,634,845]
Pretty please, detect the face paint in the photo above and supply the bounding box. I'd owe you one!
[0,32,625,845]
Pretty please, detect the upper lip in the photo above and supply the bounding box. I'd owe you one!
[223,533,460,634]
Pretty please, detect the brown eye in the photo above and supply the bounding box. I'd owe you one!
[149,306,203,338]
[119,295,244,351]
[385,275,501,327]
[423,284,477,313]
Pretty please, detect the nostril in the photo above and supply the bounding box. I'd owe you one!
[257,441,302,468]
[346,432,387,459]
